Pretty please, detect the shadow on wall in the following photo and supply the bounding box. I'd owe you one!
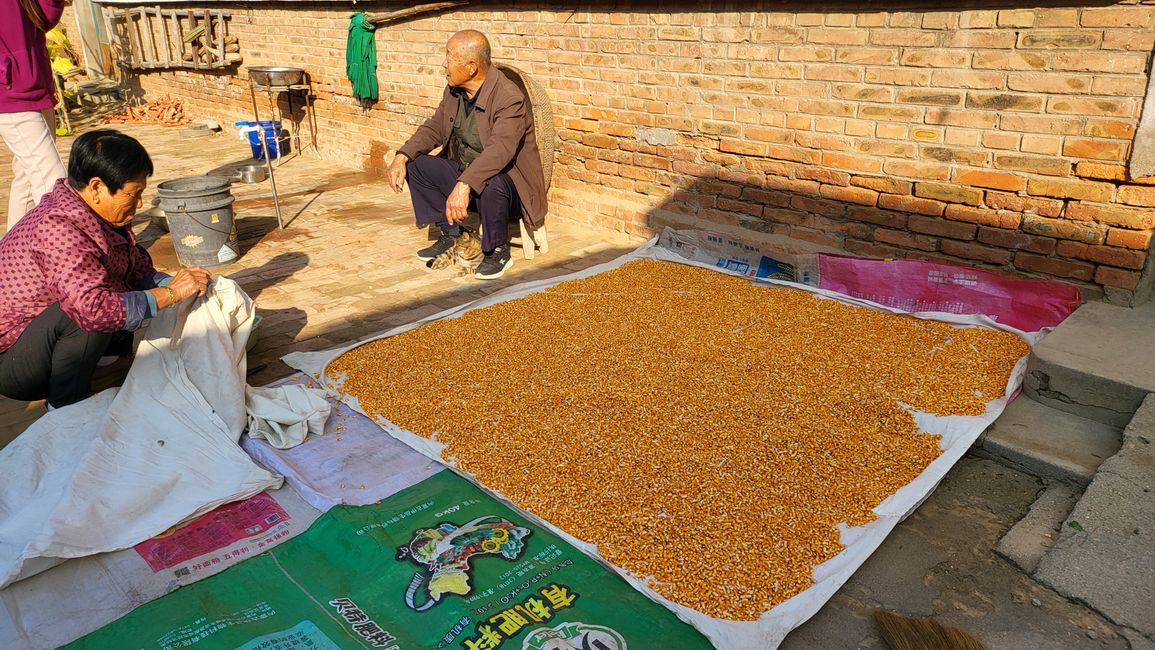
[636,171,1130,301]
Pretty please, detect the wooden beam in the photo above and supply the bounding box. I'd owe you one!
[216,10,224,67]
[366,1,466,25]
[138,8,154,64]
[157,6,170,67]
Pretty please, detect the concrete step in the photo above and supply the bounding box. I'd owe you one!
[972,396,1122,486]
[1032,394,1155,643]
[1024,300,1155,428]
[995,483,1079,573]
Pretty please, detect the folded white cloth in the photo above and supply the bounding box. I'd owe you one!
[0,279,300,588]
[245,384,331,449]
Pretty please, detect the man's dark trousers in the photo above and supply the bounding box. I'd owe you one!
[406,154,521,253]
[0,302,114,408]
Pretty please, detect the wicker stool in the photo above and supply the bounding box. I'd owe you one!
[497,63,554,260]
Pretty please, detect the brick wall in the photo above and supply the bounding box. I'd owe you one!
[66,1,1155,302]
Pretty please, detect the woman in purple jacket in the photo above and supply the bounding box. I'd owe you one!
[0,130,210,409]
[1,0,69,230]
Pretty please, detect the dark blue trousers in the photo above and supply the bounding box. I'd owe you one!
[406,154,520,252]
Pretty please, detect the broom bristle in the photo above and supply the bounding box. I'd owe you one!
[874,610,988,650]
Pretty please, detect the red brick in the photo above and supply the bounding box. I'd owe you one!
[984,192,1064,218]
[882,160,952,180]
[698,208,743,227]
[909,215,978,240]
[1085,119,1137,140]
[819,184,880,206]
[1066,202,1155,229]
[1074,162,1128,181]
[941,240,1014,265]
[1105,228,1154,251]
[1026,178,1114,202]
[817,218,873,239]
[1013,253,1096,281]
[719,139,771,157]
[951,169,1027,192]
[1095,266,1142,291]
[839,204,906,229]
[914,182,984,206]
[821,152,883,174]
[977,226,1058,254]
[1056,241,1147,270]
[878,193,947,216]
[762,207,813,227]
[739,187,792,208]
[1081,7,1152,28]
[994,154,1073,177]
[851,176,913,195]
[766,145,821,164]
[790,195,847,218]
[844,239,907,259]
[1118,186,1155,208]
[875,228,939,252]
[716,197,765,218]
[796,166,851,186]
[765,176,821,196]
[1062,138,1130,162]
[944,205,1022,229]
[1022,214,1108,244]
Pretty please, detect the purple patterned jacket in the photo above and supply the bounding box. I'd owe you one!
[0,179,161,352]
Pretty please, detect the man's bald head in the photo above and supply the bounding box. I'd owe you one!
[447,30,491,70]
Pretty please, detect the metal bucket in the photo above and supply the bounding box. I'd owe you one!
[156,176,240,267]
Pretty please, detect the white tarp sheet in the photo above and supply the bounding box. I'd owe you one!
[0,279,286,589]
[0,486,320,650]
[283,232,1040,650]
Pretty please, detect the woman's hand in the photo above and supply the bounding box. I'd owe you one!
[167,267,211,303]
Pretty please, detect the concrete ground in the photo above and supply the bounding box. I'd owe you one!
[0,115,1136,648]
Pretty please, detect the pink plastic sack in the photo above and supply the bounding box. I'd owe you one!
[818,255,1082,332]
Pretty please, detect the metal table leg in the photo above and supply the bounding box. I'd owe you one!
[249,83,284,229]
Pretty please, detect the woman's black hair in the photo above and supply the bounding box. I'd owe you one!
[67,129,154,194]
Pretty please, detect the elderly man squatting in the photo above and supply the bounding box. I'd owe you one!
[388,29,547,280]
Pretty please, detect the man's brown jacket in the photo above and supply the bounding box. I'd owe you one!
[397,68,548,229]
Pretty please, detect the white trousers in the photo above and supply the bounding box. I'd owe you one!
[0,109,67,231]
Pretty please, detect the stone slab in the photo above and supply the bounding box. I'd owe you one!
[973,396,1122,486]
[996,483,1079,573]
[1024,300,1155,427]
[1034,395,1155,638]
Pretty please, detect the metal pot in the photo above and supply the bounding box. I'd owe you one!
[247,66,305,87]
[238,164,268,183]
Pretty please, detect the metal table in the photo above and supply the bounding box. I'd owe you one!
[246,76,318,228]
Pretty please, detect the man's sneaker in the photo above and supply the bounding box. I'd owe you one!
[475,245,513,280]
[416,233,458,261]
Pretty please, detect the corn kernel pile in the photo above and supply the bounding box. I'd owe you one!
[329,260,1029,620]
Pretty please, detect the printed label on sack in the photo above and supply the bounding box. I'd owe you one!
[211,212,220,224]
[134,492,289,572]
[181,234,204,248]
